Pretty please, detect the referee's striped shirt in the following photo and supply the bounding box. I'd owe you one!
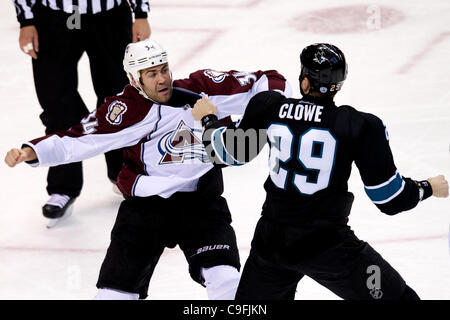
[12,0,150,27]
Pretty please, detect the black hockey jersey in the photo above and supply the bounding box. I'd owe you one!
[202,91,432,225]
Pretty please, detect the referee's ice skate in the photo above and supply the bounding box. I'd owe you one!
[42,194,76,228]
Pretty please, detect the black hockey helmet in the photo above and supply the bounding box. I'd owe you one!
[299,43,347,97]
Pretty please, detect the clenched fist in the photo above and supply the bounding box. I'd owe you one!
[427,175,449,198]
[192,97,218,121]
[4,147,37,167]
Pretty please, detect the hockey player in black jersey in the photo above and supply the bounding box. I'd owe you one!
[192,43,449,300]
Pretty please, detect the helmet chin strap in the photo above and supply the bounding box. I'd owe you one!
[132,81,151,100]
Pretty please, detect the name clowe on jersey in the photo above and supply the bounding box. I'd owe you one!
[158,120,209,164]
[278,102,323,122]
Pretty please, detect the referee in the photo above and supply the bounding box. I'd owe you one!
[12,0,151,221]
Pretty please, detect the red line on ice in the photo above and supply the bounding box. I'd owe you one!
[166,29,226,70]
[0,246,104,254]
[0,234,446,254]
[397,31,450,74]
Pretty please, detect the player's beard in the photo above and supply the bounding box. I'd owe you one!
[144,83,173,104]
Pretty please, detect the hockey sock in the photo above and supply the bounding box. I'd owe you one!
[201,265,241,300]
[93,288,139,300]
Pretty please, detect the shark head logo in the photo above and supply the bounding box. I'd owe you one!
[158,120,210,164]
[313,50,329,64]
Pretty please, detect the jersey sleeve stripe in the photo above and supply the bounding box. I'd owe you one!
[211,127,244,166]
[131,174,143,197]
[364,171,405,204]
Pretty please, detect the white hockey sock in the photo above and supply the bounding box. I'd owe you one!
[201,265,240,300]
[93,288,139,300]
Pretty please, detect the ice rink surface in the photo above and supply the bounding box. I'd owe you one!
[0,0,448,300]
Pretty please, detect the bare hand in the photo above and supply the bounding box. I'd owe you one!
[132,18,151,43]
[4,147,37,167]
[192,97,218,121]
[19,26,39,59]
[427,175,449,198]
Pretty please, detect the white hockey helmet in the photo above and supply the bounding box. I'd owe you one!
[123,39,169,99]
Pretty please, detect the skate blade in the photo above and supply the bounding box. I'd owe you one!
[46,204,74,229]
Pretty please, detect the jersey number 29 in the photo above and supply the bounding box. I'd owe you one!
[267,124,337,195]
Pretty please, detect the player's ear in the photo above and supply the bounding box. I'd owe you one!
[301,77,310,94]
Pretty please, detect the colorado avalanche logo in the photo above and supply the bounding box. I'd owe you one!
[106,101,127,125]
[204,69,228,83]
[158,120,209,164]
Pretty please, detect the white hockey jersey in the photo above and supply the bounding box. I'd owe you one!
[25,69,292,198]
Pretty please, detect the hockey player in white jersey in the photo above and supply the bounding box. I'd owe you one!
[5,39,292,299]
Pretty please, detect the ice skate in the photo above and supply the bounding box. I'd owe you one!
[42,194,76,228]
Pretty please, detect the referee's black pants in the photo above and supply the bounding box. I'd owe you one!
[31,2,132,198]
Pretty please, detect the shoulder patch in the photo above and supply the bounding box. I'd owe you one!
[106,100,128,125]
[203,69,228,83]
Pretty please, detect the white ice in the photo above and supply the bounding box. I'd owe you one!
[0,0,449,300]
